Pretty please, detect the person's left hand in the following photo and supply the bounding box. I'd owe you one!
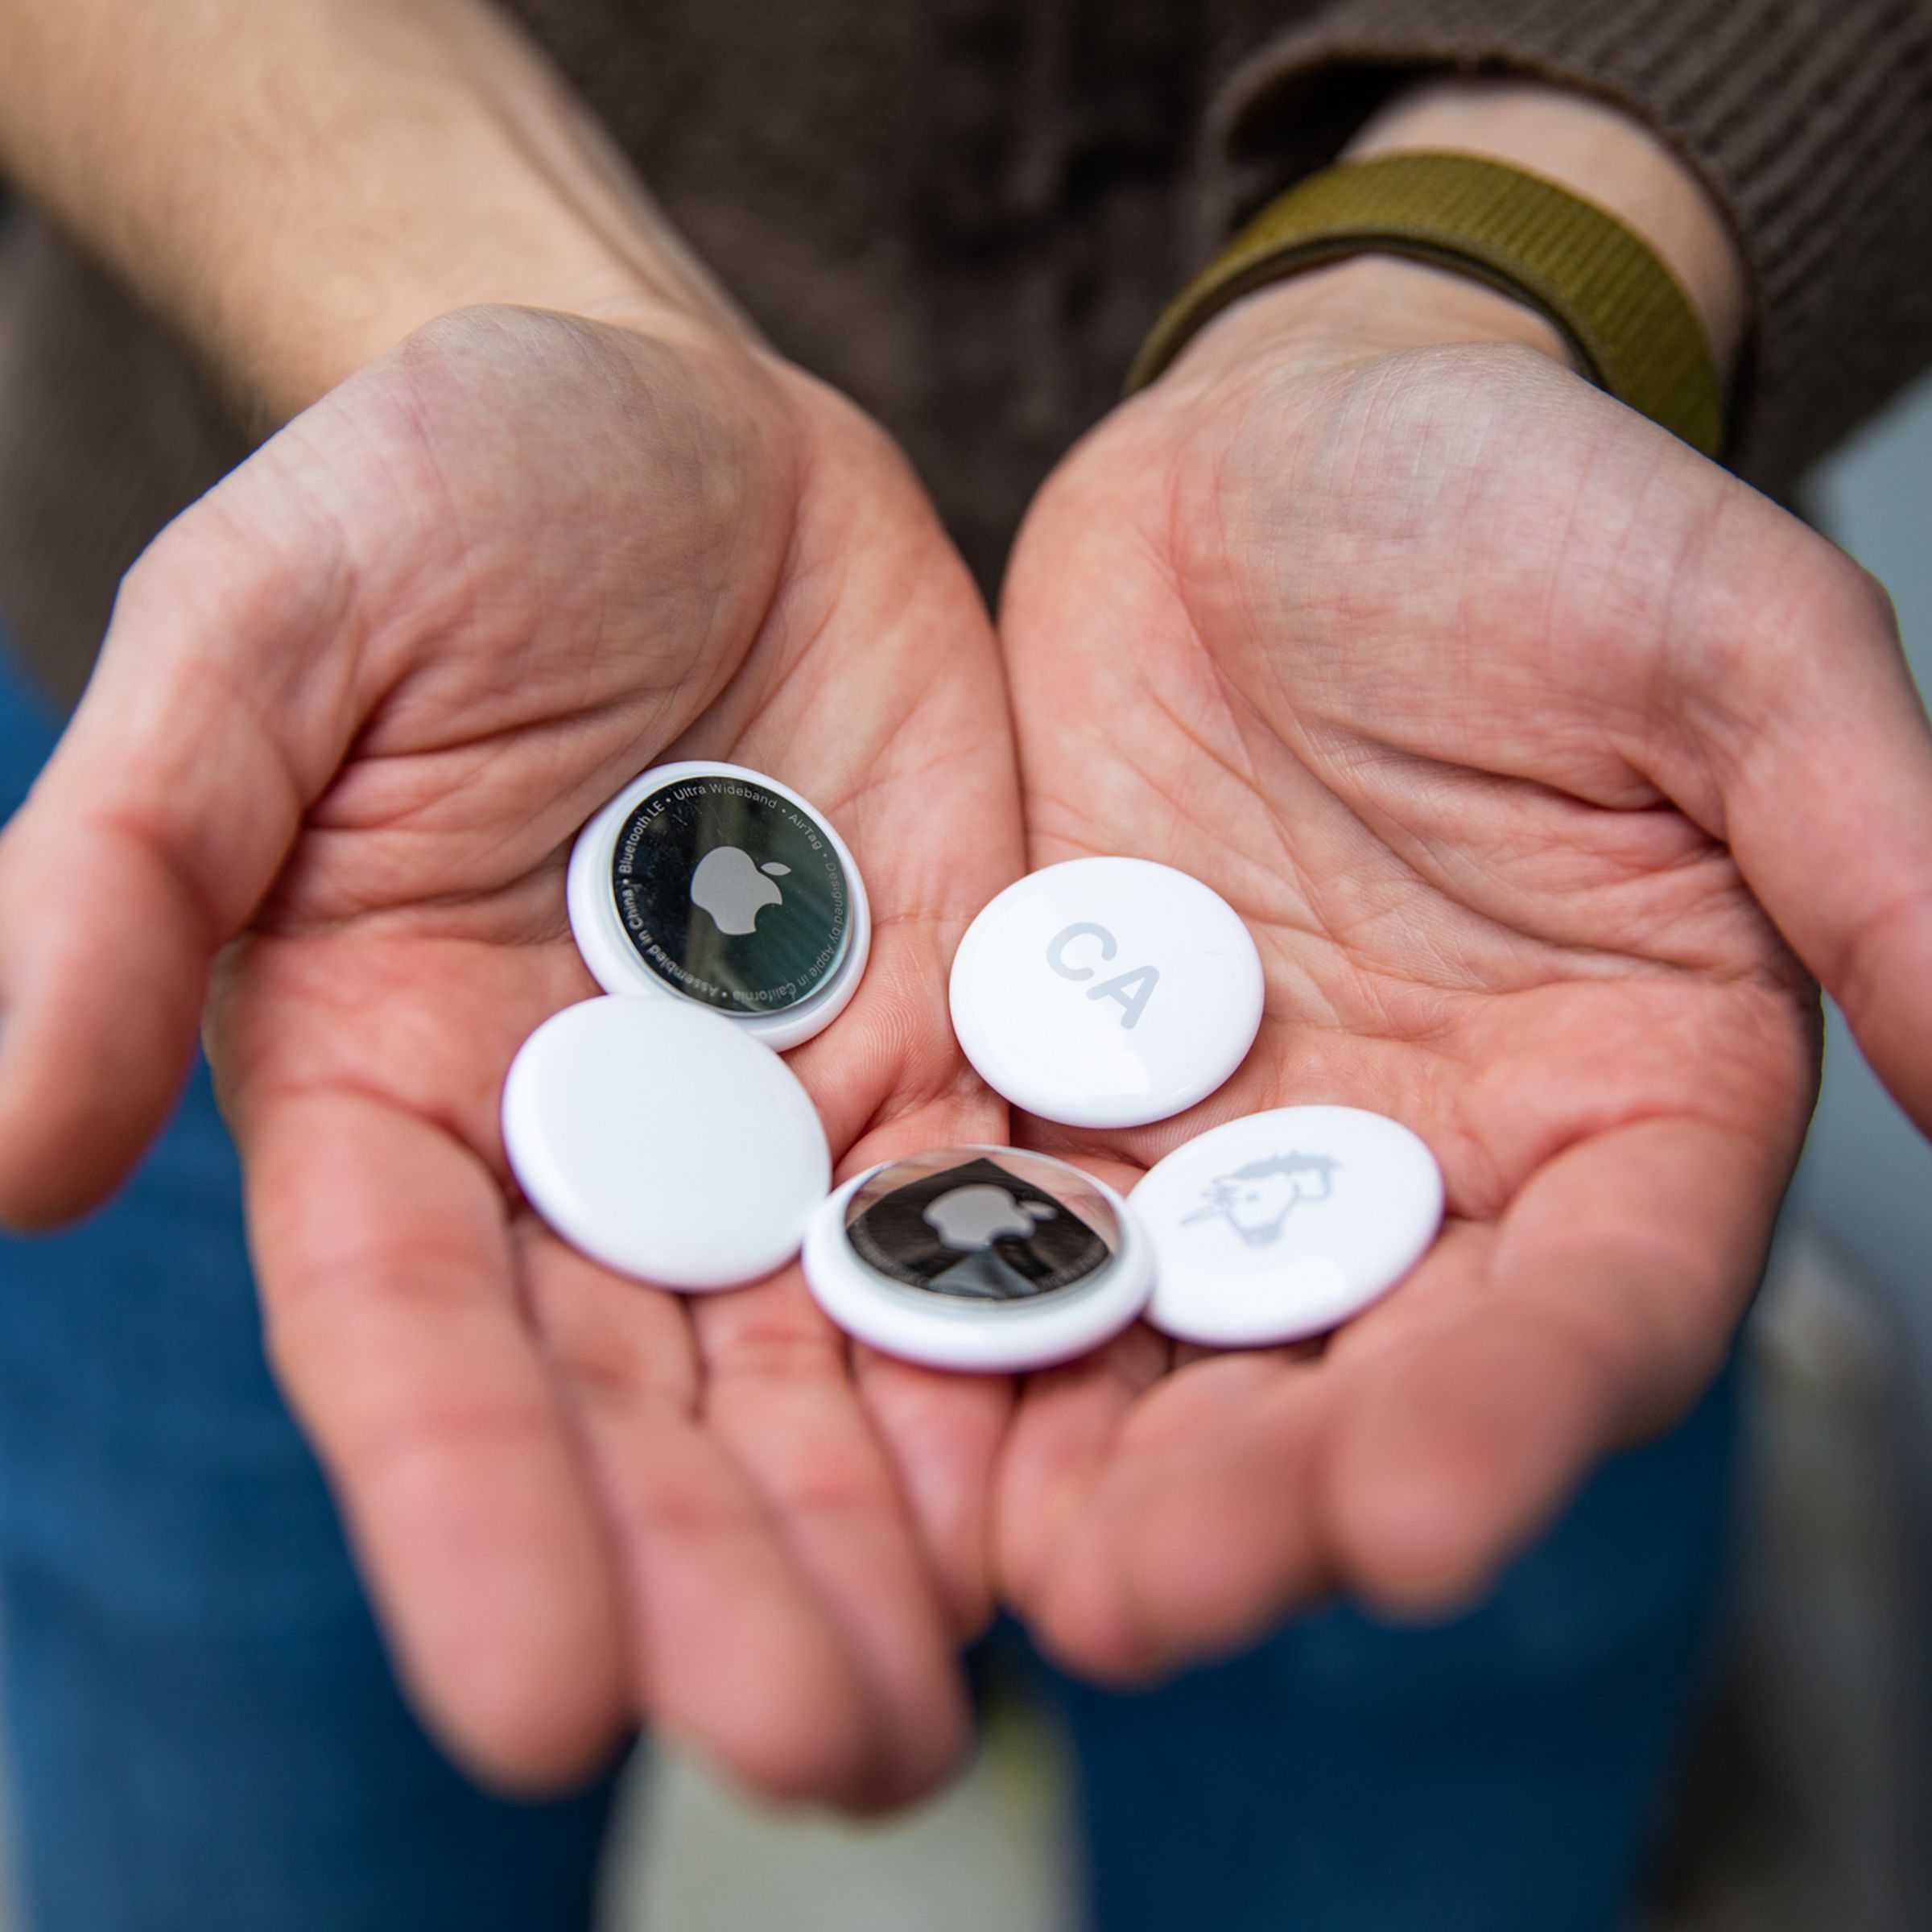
[991,260,1932,1682]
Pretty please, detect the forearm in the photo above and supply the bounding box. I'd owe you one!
[0,0,748,422]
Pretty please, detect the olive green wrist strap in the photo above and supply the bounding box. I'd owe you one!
[1126,151,1725,459]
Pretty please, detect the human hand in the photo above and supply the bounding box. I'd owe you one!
[0,305,1023,1804]
[993,257,1932,1682]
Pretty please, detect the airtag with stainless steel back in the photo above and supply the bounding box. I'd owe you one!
[503,996,831,1291]
[949,858,1265,1129]
[803,1148,1153,1371]
[568,761,870,1050]
[1133,1105,1443,1347]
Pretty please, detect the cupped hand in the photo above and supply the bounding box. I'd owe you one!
[0,306,1024,1804]
[993,264,1932,1682]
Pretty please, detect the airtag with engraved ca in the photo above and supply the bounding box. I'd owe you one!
[803,1148,1153,1370]
[1133,1105,1444,1346]
[948,858,1265,1128]
[568,761,871,1050]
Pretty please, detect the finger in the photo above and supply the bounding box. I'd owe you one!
[778,1014,1020,1643]
[993,1322,1170,1654]
[757,687,1025,1636]
[1030,1222,1488,1682]
[840,1079,1022,1638]
[753,914,1018,1640]
[1104,1353,1334,1664]
[520,1232,893,1806]
[0,476,366,1224]
[250,1089,627,1791]
[695,1277,973,1810]
[1018,1346,1332,1683]
[1678,519,1932,1131]
[1317,1113,1782,1616]
[1038,1222,1493,1680]
[852,1337,1014,1641]
[664,465,1018,1784]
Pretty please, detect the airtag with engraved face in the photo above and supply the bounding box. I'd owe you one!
[1133,1105,1444,1347]
[948,858,1265,1128]
[568,761,870,1050]
[503,996,832,1291]
[803,1148,1153,1370]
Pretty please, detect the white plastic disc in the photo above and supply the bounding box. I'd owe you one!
[1134,1105,1444,1346]
[949,858,1264,1128]
[803,1148,1153,1371]
[568,761,871,1050]
[503,997,831,1291]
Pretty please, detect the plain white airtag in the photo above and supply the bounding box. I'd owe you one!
[948,858,1265,1129]
[1133,1105,1443,1347]
[502,997,831,1291]
[803,1148,1153,1371]
[568,760,871,1050]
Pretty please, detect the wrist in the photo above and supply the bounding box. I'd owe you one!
[256,83,761,419]
[254,269,740,428]
[1166,253,1571,390]
[224,199,756,427]
[1346,77,1746,374]
[1158,76,1745,419]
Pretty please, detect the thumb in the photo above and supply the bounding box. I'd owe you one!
[0,466,369,1224]
[1682,518,1932,1133]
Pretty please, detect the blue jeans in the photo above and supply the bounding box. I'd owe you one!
[0,646,1735,1931]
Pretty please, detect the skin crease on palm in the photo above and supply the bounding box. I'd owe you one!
[993,261,1932,1686]
[0,306,1028,1807]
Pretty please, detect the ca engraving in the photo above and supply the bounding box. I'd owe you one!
[1183,1153,1339,1247]
[1046,921,1160,1030]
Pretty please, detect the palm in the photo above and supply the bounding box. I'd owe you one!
[0,308,1021,1799]
[994,338,1862,1678]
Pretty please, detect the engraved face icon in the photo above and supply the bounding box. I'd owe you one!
[689,845,791,936]
[1182,1153,1338,1247]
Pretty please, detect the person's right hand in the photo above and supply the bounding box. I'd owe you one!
[0,305,1025,1806]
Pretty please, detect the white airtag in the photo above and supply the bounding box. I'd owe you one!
[803,1148,1153,1371]
[948,858,1265,1128]
[502,997,831,1291]
[568,760,871,1051]
[1133,1106,1444,1346]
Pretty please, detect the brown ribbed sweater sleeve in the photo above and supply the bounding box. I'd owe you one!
[1203,0,1932,496]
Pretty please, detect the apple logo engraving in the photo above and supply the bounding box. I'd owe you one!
[689,847,791,936]
[845,1154,1110,1300]
[923,1185,1058,1253]
[610,772,853,1016]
